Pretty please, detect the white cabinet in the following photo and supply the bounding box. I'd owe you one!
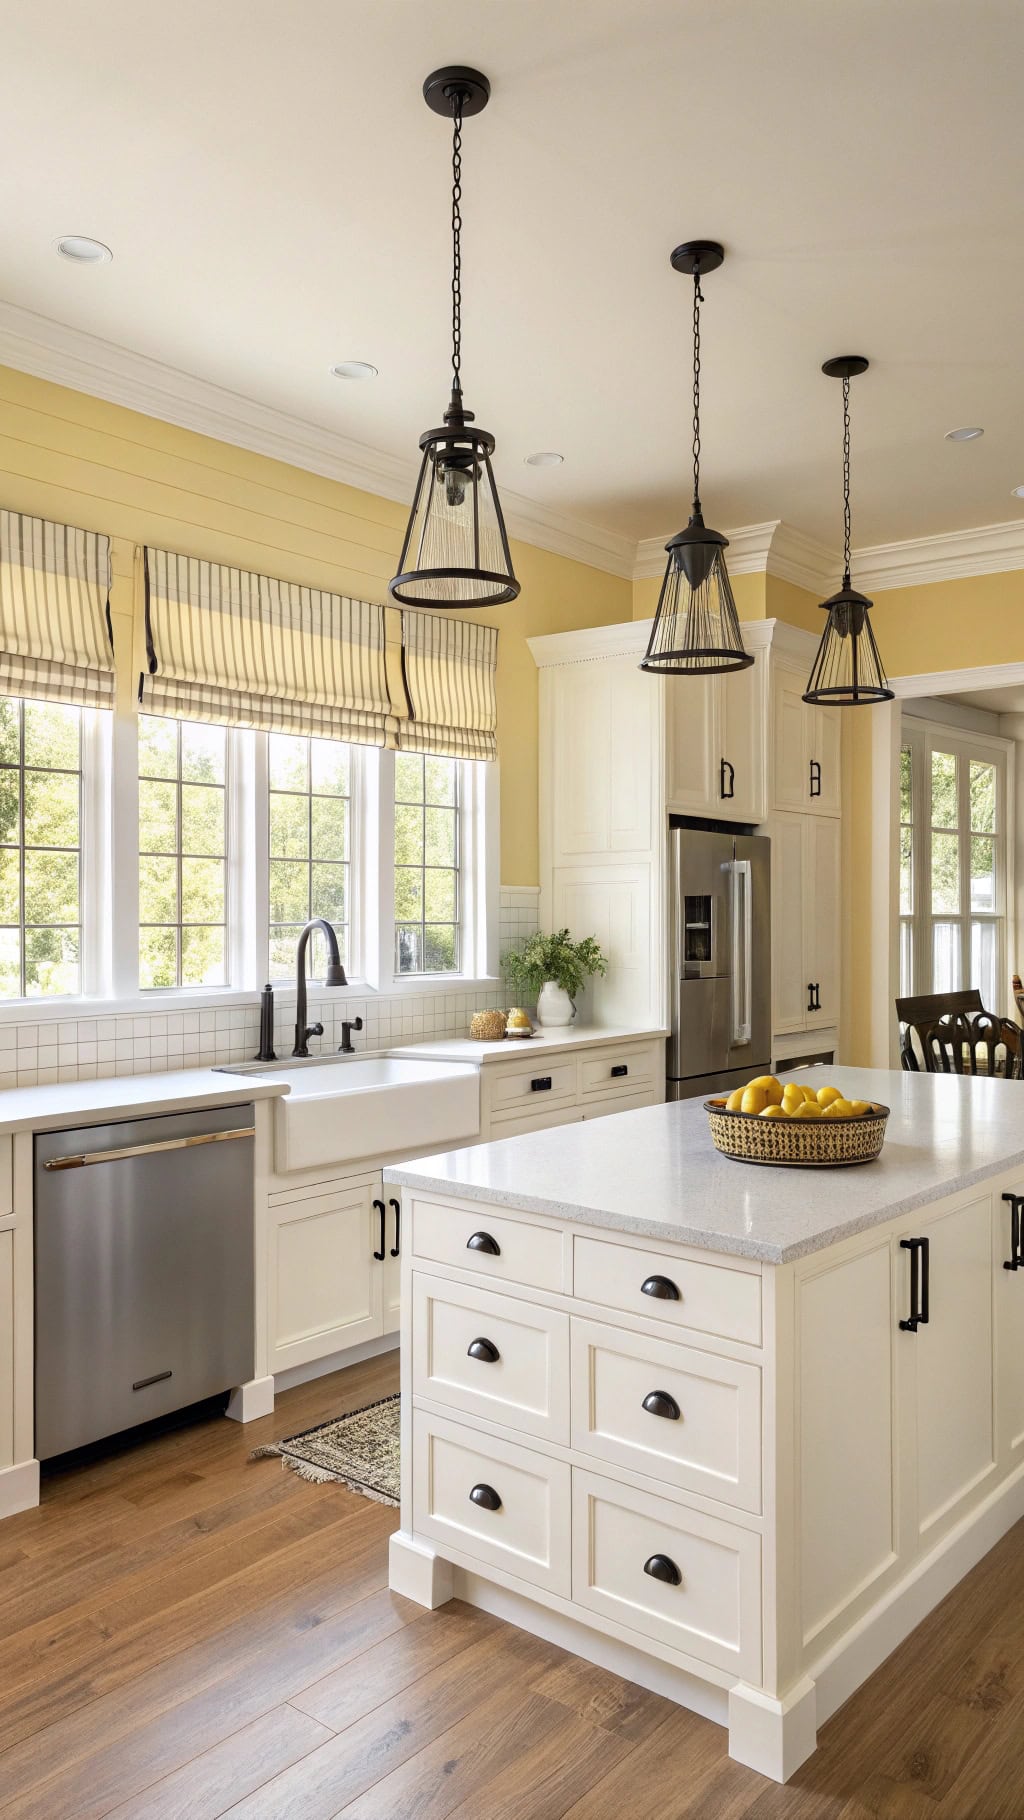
[665,675,717,815]
[665,655,767,825]
[0,1228,13,1473]
[549,655,656,859]
[772,665,841,816]
[268,1173,386,1373]
[771,812,840,1035]
[994,1189,1024,1465]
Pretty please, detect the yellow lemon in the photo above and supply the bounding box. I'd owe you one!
[793,1101,823,1119]
[726,1088,745,1111]
[740,1084,768,1115]
[793,1085,819,1104]
[848,1099,872,1117]
[781,1082,804,1107]
[760,1103,787,1118]
[816,1086,842,1108]
[823,1098,855,1118]
[748,1074,783,1106]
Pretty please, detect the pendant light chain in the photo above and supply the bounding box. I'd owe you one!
[450,95,464,395]
[842,372,852,584]
[691,269,704,514]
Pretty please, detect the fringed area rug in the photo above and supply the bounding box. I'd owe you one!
[252,1392,400,1506]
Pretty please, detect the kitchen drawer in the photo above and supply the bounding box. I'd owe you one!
[573,1235,761,1347]
[579,1042,661,1100]
[413,1274,569,1443]
[570,1317,761,1512]
[488,1056,578,1114]
[411,1198,565,1294]
[413,1407,570,1595]
[488,1105,583,1140]
[581,1091,657,1122]
[572,1468,761,1678]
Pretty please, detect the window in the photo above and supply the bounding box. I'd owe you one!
[394,752,460,973]
[0,698,82,997]
[138,716,228,988]
[268,734,352,978]
[899,721,1008,1010]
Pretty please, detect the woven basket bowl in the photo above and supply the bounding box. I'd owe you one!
[704,1101,890,1168]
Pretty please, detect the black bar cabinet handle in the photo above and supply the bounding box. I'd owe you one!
[720,758,735,799]
[467,1337,500,1363]
[641,1274,680,1302]
[389,1197,401,1258]
[919,1234,930,1325]
[531,1076,552,1093]
[611,1064,629,1078]
[467,1231,501,1256]
[1003,1193,1024,1270]
[643,1553,682,1587]
[899,1236,930,1331]
[642,1390,681,1422]
[810,758,822,798]
[469,1483,502,1512]
[372,1198,386,1262]
[807,982,816,1014]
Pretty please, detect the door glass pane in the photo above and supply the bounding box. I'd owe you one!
[970,761,996,833]
[931,751,958,828]
[900,747,912,823]
[931,831,960,912]
[900,827,913,914]
[899,919,914,998]
[932,921,962,993]
[970,920,997,1011]
[970,836,996,911]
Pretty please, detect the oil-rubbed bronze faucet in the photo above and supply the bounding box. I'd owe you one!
[293,918,347,1056]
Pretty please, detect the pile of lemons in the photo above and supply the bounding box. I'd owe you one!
[719,1076,876,1120]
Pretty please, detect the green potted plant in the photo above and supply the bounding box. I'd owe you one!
[501,928,608,1027]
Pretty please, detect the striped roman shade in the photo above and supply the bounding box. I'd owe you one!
[0,510,113,708]
[399,610,498,761]
[141,548,397,745]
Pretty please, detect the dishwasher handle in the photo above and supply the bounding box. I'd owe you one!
[41,1125,256,1171]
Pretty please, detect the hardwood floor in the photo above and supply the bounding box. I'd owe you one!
[3,1353,1024,1819]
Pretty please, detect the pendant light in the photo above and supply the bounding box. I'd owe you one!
[641,241,751,676]
[804,357,893,706]
[389,67,519,610]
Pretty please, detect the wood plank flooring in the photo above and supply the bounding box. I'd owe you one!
[3,1352,1024,1818]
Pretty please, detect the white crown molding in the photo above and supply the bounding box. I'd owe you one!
[766,523,837,595]
[0,299,636,581]
[889,659,1024,700]
[853,519,1024,593]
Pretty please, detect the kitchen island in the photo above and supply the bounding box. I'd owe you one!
[385,1068,1024,1781]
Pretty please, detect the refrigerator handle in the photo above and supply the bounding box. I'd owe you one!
[730,859,753,1046]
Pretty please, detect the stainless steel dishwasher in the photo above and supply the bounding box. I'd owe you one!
[34,1102,256,1458]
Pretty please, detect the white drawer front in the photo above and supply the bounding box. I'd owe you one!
[579,1041,660,1100]
[581,1091,657,1123]
[488,1105,583,1139]
[413,1275,570,1443]
[413,1408,570,1595]
[573,1235,761,1348]
[411,1198,565,1293]
[489,1056,578,1113]
[570,1318,761,1512]
[572,1469,761,1678]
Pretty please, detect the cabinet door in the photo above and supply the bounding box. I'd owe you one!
[808,703,842,816]
[773,668,811,812]
[382,1194,402,1337]
[770,813,809,1034]
[994,1189,1024,1466]
[719,657,766,823]
[804,815,841,1028]
[551,659,655,857]
[0,1228,13,1471]
[665,675,717,814]
[906,1197,996,1544]
[269,1179,383,1372]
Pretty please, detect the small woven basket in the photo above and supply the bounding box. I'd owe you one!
[469,1009,508,1042]
[704,1101,889,1168]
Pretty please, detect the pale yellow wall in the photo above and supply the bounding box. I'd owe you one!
[0,364,630,885]
[873,570,1024,676]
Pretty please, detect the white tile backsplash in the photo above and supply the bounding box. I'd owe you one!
[0,887,541,1088]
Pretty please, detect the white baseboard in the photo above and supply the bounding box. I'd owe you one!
[0,1457,39,1518]
[273,1330,399,1395]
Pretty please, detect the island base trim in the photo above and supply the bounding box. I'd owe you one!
[728,1677,817,1783]
[389,1530,455,1608]
[224,1375,275,1423]
[0,1457,40,1518]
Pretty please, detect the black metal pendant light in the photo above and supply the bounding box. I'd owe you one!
[641,241,751,676]
[804,357,893,706]
[388,67,519,610]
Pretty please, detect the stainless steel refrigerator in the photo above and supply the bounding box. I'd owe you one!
[667,823,771,1102]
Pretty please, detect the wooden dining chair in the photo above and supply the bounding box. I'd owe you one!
[896,991,1023,1079]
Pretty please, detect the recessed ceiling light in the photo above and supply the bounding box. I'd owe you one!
[525,451,564,467]
[330,361,377,381]
[55,235,112,265]
[944,426,983,442]
[1012,486,1024,500]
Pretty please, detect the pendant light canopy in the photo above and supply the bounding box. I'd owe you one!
[389,67,519,610]
[641,241,751,677]
[804,357,893,707]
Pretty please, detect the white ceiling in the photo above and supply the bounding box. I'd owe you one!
[3,0,1024,550]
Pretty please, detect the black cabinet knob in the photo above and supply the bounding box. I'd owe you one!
[467,1231,501,1256]
[642,1389,681,1421]
[643,1553,682,1587]
[467,1337,500,1363]
[640,1274,680,1301]
[611,1064,628,1078]
[531,1076,553,1092]
[469,1483,502,1512]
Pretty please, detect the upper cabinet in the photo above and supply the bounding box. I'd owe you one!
[772,663,841,816]
[666,651,768,825]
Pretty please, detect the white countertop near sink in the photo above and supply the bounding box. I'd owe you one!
[0,1068,288,1136]
[388,1024,666,1065]
[385,1066,1024,1264]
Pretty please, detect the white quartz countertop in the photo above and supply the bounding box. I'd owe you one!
[0,1068,287,1136]
[389,1024,665,1064]
[385,1067,1024,1263]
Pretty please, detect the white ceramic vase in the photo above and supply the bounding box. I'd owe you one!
[536,981,576,1027]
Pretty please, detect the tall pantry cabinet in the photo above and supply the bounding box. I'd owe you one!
[529,618,842,1067]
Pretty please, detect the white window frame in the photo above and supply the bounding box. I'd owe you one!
[899,716,1013,1013]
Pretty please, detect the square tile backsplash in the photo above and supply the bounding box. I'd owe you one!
[0,887,541,1090]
